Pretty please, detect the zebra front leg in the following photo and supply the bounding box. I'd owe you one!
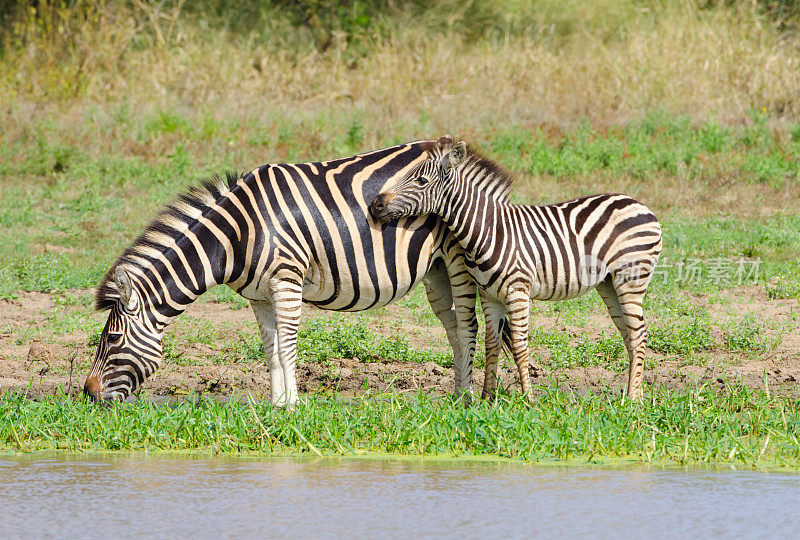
[423,263,476,401]
[506,291,534,402]
[480,292,506,400]
[251,300,285,406]
[451,280,477,403]
[447,255,479,402]
[269,277,304,407]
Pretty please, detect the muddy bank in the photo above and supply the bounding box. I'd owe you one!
[4,349,799,401]
[2,288,800,400]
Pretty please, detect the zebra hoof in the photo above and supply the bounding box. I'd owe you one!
[453,389,474,407]
[625,391,644,403]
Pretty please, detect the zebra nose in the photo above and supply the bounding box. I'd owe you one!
[369,193,392,220]
[83,376,101,401]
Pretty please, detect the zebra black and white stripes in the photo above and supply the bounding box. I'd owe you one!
[85,141,489,404]
[370,136,662,400]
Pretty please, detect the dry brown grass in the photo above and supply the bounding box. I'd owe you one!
[2,1,799,135]
[1,1,798,225]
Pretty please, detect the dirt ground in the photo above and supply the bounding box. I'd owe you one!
[1,287,799,400]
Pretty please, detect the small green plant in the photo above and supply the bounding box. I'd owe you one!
[216,331,264,365]
[346,120,364,150]
[162,333,185,364]
[696,118,730,153]
[648,317,714,356]
[21,137,77,175]
[299,315,377,362]
[180,317,219,345]
[209,285,250,310]
[145,110,191,136]
[298,315,451,366]
[722,316,769,353]
[766,276,800,300]
[530,328,626,371]
[1,254,101,295]
[790,124,800,143]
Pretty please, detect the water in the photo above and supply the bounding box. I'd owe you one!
[1,455,799,539]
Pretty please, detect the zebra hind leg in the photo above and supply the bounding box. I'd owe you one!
[595,276,632,354]
[598,273,649,401]
[251,300,285,406]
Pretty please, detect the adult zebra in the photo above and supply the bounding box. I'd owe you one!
[370,136,662,400]
[84,141,492,405]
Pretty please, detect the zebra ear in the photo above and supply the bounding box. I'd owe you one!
[437,135,453,151]
[114,267,137,310]
[448,141,467,169]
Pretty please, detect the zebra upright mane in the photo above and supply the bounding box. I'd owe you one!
[423,140,515,203]
[464,146,515,203]
[94,172,242,311]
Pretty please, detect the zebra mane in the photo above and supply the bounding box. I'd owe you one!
[423,139,515,203]
[94,171,243,311]
[462,145,515,203]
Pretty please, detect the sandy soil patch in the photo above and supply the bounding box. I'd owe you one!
[1,288,799,400]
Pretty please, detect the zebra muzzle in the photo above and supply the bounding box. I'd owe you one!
[83,375,101,401]
[369,193,396,222]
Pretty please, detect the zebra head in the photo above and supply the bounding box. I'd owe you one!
[84,266,163,402]
[370,135,467,222]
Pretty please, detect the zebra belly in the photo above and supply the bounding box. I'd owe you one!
[468,247,606,303]
[301,273,424,312]
[300,250,435,312]
[530,280,599,302]
[529,248,610,301]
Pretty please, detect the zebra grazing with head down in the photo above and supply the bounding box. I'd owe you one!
[84,141,495,405]
[370,136,662,400]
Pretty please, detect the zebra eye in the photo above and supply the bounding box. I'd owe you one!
[107,332,123,345]
[415,176,429,186]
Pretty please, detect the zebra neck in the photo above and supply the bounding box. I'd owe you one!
[132,266,220,334]
[441,188,510,266]
[127,217,237,330]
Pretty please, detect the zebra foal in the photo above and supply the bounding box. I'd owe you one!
[84,141,491,405]
[370,136,662,400]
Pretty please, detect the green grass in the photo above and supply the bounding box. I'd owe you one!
[648,317,715,357]
[158,311,452,368]
[208,285,250,310]
[7,275,792,380]
[722,315,775,353]
[767,274,800,300]
[493,113,799,189]
[2,386,799,468]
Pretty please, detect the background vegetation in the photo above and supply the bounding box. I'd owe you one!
[2,0,799,292]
